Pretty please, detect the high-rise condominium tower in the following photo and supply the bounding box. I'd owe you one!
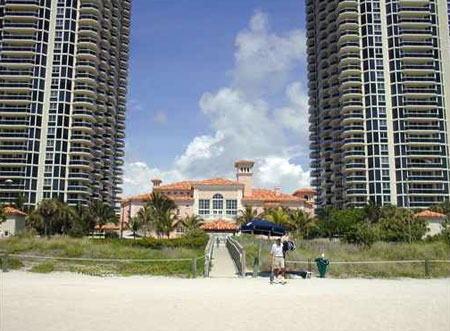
[307,0,450,208]
[0,0,130,208]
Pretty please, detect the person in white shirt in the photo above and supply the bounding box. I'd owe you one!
[270,238,286,283]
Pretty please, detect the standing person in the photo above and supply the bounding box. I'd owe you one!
[270,238,286,284]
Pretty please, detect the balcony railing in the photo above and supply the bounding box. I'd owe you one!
[400,52,434,58]
[398,18,431,24]
[399,28,432,35]
[404,125,440,131]
[4,11,39,17]
[407,163,442,168]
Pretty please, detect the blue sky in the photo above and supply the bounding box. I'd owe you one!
[124,0,310,196]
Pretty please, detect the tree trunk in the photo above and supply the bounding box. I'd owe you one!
[408,219,412,243]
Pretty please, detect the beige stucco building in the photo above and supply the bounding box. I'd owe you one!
[120,161,315,235]
[413,210,447,238]
[0,206,26,238]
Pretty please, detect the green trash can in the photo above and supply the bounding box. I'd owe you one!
[315,257,329,278]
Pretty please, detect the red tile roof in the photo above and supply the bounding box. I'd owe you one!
[193,178,242,187]
[243,189,305,202]
[293,188,316,196]
[95,224,120,231]
[200,219,239,231]
[154,178,242,190]
[413,210,447,219]
[3,206,27,216]
[155,181,193,191]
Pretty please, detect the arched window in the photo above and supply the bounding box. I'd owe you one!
[212,194,223,215]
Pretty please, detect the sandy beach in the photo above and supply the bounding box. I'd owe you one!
[1,271,449,331]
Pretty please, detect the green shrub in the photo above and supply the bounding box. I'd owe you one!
[343,224,379,248]
[31,261,54,273]
[104,231,119,239]
[3,257,24,270]
[132,230,208,250]
[424,230,450,245]
[434,228,450,246]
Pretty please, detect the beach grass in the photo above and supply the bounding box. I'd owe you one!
[2,257,24,270]
[236,235,450,278]
[30,261,55,273]
[0,235,205,277]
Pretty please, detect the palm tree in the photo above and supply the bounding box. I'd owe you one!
[148,191,177,215]
[128,217,142,240]
[364,200,381,224]
[135,204,154,237]
[237,206,257,225]
[264,208,290,228]
[89,200,117,233]
[182,215,204,231]
[70,204,94,236]
[288,209,316,238]
[55,202,76,235]
[36,199,60,237]
[157,209,177,238]
[146,192,177,238]
[26,210,44,234]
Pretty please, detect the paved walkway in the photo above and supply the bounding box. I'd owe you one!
[209,240,238,278]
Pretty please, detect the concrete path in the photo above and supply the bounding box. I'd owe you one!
[209,241,238,278]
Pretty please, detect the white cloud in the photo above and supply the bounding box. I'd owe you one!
[233,10,306,96]
[254,156,310,194]
[274,81,310,142]
[123,161,182,196]
[175,131,225,175]
[172,87,288,180]
[123,11,311,197]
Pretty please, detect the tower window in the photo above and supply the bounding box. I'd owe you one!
[226,199,237,215]
[199,199,209,215]
[212,194,223,215]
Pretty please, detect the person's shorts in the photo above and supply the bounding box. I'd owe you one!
[272,256,285,269]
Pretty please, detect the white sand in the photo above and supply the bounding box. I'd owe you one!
[1,271,449,331]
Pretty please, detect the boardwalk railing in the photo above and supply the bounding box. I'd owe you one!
[203,236,215,277]
[226,236,246,277]
[285,259,450,277]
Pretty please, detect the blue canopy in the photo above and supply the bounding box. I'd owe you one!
[240,218,286,236]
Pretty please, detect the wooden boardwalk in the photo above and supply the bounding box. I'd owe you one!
[209,241,238,278]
